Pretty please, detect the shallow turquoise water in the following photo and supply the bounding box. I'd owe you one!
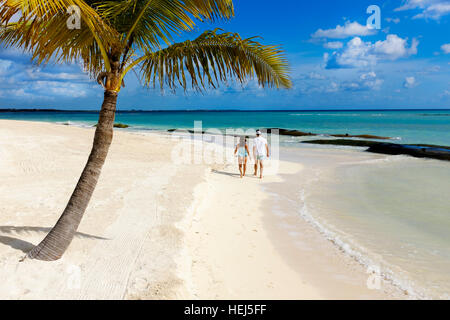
[305,157,450,299]
[1,110,449,145]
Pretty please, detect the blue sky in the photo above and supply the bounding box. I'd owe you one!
[0,0,449,110]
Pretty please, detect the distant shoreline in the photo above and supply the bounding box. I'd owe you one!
[1,108,450,113]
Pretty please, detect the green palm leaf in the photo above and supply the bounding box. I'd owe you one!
[132,29,292,91]
[97,0,233,52]
[1,0,117,72]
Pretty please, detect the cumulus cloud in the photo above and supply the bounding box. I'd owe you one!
[395,0,450,20]
[320,73,383,93]
[27,68,89,81]
[326,37,377,69]
[32,81,88,97]
[324,41,343,49]
[343,72,384,91]
[325,35,419,69]
[298,72,383,94]
[403,76,417,88]
[373,35,419,60]
[311,21,376,39]
[441,43,450,53]
[0,58,94,100]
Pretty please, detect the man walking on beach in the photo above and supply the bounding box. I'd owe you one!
[253,130,269,179]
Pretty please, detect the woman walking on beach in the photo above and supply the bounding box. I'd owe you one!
[235,136,251,178]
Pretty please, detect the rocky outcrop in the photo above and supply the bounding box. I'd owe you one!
[263,129,391,139]
[329,134,391,140]
[367,143,450,161]
[302,139,450,161]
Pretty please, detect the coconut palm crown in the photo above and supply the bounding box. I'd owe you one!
[0,0,292,261]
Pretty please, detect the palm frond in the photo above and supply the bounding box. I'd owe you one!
[133,29,292,91]
[97,0,234,52]
[0,0,117,72]
[180,0,234,21]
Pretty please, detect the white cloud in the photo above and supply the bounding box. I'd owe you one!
[373,35,419,60]
[396,0,432,11]
[324,41,343,49]
[360,71,377,80]
[328,37,377,68]
[27,68,89,81]
[327,81,339,93]
[320,72,383,93]
[325,35,419,69]
[441,43,450,53]
[385,17,401,24]
[311,21,376,39]
[308,72,326,80]
[403,76,417,88]
[0,57,95,100]
[32,81,88,97]
[0,59,13,74]
[395,0,450,20]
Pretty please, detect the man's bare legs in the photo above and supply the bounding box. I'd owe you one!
[254,160,264,179]
[258,160,264,179]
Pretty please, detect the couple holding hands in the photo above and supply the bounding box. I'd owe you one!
[234,130,269,179]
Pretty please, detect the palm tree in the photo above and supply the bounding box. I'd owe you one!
[0,0,291,261]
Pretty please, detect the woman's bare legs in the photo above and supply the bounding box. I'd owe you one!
[238,157,243,178]
[243,157,248,176]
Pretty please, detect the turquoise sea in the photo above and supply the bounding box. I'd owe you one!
[1,109,450,145]
[1,109,450,299]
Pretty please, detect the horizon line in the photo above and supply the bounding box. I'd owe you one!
[1,108,450,113]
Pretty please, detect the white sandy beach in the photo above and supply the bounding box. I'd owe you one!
[0,120,405,299]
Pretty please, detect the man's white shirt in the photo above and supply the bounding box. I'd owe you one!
[253,136,267,156]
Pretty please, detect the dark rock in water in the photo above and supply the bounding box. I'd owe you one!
[302,139,450,161]
[263,129,391,139]
[330,134,392,140]
[113,123,129,128]
[302,139,378,147]
[167,128,205,134]
[264,128,317,137]
[367,143,450,161]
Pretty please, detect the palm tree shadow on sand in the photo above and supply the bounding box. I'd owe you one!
[0,226,108,254]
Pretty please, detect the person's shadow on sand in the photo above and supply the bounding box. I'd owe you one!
[212,169,260,179]
[0,226,108,254]
[211,169,241,178]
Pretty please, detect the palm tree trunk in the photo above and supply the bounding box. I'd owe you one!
[28,90,118,261]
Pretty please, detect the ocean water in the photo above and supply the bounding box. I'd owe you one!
[1,109,450,298]
[1,109,450,145]
[286,148,450,299]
